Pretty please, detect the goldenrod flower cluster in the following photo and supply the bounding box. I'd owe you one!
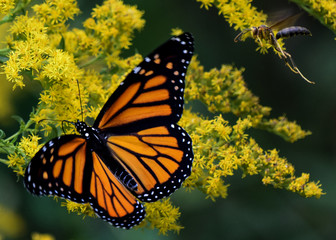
[0,0,328,235]
[185,57,311,142]
[0,0,15,14]
[142,200,184,235]
[61,200,96,219]
[33,0,80,33]
[290,0,336,34]
[180,110,323,200]
[197,0,266,29]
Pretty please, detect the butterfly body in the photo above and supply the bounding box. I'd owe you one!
[75,120,139,191]
[24,33,194,229]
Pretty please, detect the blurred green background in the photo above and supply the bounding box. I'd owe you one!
[1,0,336,239]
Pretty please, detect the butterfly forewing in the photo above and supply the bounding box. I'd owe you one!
[24,135,90,201]
[94,33,194,133]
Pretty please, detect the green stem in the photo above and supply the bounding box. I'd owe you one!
[0,158,9,165]
[0,48,10,56]
[6,119,34,142]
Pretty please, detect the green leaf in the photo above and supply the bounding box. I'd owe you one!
[11,115,25,125]
[57,35,65,50]
[0,129,5,139]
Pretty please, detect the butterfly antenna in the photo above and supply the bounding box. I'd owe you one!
[76,79,84,122]
[61,120,75,133]
[38,119,75,134]
[38,119,63,125]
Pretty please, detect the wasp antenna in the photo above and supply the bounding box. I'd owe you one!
[234,28,252,42]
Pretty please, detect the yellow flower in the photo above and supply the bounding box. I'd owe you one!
[197,0,214,10]
[83,0,145,61]
[61,200,96,218]
[214,0,266,29]
[143,199,183,235]
[171,28,184,36]
[18,134,41,158]
[0,0,326,234]
[0,0,15,14]
[31,233,55,240]
[290,0,336,33]
[7,153,26,176]
[32,0,80,33]
[180,109,323,200]
[186,56,311,142]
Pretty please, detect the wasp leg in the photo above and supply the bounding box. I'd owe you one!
[282,51,315,84]
[270,33,288,58]
[282,51,299,73]
[256,36,264,47]
[270,34,314,84]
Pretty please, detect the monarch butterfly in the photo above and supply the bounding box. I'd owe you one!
[24,32,194,229]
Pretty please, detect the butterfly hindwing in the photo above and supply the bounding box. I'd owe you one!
[24,135,145,229]
[105,123,193,202]
[94,33,194,133]
[87,152,145,228]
